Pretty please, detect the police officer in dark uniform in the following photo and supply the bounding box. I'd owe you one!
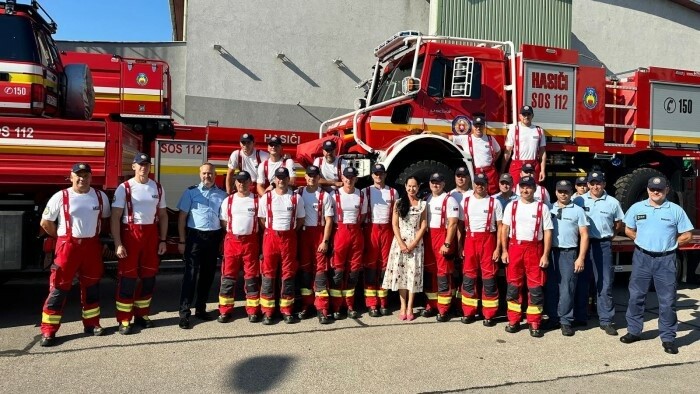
[620,176,692,354]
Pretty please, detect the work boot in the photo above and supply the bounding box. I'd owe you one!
[619,333,641,344]
[436,313,449,322]
[318,311,331,325]
[262,315,273,325]
[504,323,520,333]
[600,324,618,336]
[662,341,678,355]
[283,314,295,324]
[135,316,154,328]
[460,315,475,324]
[380,307,391,316]
[332,311,344,320]
[368,308,381,318]
[195,310,214,321]
[119,321,133,335]
[529,324,543,338]
[84,325,105,336]
[348,309,359,319]
[248,314,260,323]
[39,335,56,347]
[421,308,436,318]
[561,324,574,337]
[297,309,310,320]
[178,317,190,330]
[482,319,496,327]
[217,314,232,323]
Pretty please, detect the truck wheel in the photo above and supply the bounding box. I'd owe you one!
[63,64,95,120]
[614,168,678,212]
[394,160,455,197]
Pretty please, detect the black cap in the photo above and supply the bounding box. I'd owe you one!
[343,166,358,178]
[322,140,336,151]
[274,167,290,178]
[499,173,513,184]
[555,180,573,191]
[647,176,668,189]
[372,163,386,174]
[429,172,445,182]
[71,162,92,173]
[240,133,254,143]
[267,136,282,146]
[521,163,536,174]
[473,173,488,185]
[520,105,534,116]
[519,175,536,188]
[306,165,320,176]
[587,172,605,183]
[473,116,485,125]
[133,152,151,164]
[235,170,251,181]
[575,176,587,185]
[455,166,469,176]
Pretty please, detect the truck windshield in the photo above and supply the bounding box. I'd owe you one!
[370,56,424,105]
[0,15,40,63]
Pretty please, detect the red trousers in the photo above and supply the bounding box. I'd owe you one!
[331,224,363,312]
[363,223,392,309]
[424,228,454,315]
[461,232,499,319]
[509,159,540,187]
[41,236,103,335]
[219,233,260,316]
[474,165,499,195]
[298,226,330,313]
[506,240,546,327]
[261,229,298,316]
[115,224,160,323]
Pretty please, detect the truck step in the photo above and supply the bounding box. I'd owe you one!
[604,123,636,129]
[604,104,637,109]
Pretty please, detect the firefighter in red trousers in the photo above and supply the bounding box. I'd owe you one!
[460,173,503,326]
[330,166,368,319]
[111,152,167,335]
[363,163,397,317]
[258,167,305,324]
[217,170,262,323]
[424,172,459,322]
[451,116,501,195]
[500,175,553,337]
[502,105,547,186]
[297,165,334,324]
[39,163,111,347]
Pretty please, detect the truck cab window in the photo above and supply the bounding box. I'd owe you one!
[0,15,40,63]
[371,56,424,105]
[428,56,482,99]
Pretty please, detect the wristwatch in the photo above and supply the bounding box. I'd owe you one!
[323,240,330,244]
[443,242,451,247]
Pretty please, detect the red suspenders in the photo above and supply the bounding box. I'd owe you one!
[299,188,325,226]
[61,188,103,238]
[464,196,495,235]
[514,125,542,160]
[237,149,261,171]
[123,180,162,224]
[226,194,260,234]
[335,189,364,224]
[468,134,496,167]
[316,157,343,181]
[266,191,297,230]
[510,200,543,241]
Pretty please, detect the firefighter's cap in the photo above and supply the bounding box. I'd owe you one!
[372,163,386,174]
[322,140,337,151]
[473,173,488,185]
[343,166,358,178]
[274,167,290,178]
[235,170,251,181]
[499,173,513,184]
[429,172,445,183]
[520,105,534,116]
[473,116,485,125]
[305,165,320,176]
[133,152,151,164]
[267,136,282,146]
[556,180,573,191]
[521,163,536,174]
[647,176,668,189]
[71,163,92,173]
[587,172,605,183]
[455,167,469,177]
[240,133,254,143]
[575,176,588,185]
[519,175,536,188]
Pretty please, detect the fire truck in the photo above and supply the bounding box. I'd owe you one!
[299,30,700,282]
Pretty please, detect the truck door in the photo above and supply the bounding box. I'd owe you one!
[649,82,699,147]
[120,60,166,117]
[523,62,576,142]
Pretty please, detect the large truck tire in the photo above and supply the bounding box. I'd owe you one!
[63,64,95,120]
[395,160,455,198]
[614,167,678,212]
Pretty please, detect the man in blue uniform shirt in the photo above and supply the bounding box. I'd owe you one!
[620,176,692,354]
[573,172,624,335]
[176,163,228,329]
[544,180,589,336]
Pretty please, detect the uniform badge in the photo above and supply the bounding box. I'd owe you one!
[42,207,49,215]
[136,73,148,86]
[636,214,646,220]
[451,115,472,135]
[583,87,598,110]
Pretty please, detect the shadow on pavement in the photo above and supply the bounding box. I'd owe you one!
[227,355,294,393]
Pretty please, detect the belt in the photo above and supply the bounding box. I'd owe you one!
[590,237,612,242]
[553,246,577,251]
[226,233,256,240]
[189,228,221,234]
[510,240,539,245]
[635,246,676,258]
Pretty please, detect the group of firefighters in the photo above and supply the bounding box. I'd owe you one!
[37,106,692,355]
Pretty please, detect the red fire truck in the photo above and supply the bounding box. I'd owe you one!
[298,31,700,282]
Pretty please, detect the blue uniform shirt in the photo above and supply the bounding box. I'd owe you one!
[177,183,227,231]
[573,192,624,239]
[551,202,588,248]
[624,199,693,252]
[493,192,517,213]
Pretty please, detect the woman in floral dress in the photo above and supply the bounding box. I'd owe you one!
[382,177,428,320]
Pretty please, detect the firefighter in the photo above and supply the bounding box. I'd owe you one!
[460,173,503,326]
[620,176,692,355]
[330,166,367,319]
[296,165,334,324]
[574,176,589,197]
[450,166,473,314]
[39,163,111,347]
[258,167,305,324]
[515,163,551,208]
[493,173,517,209]
[573,172,624,336]
[111,152,168,335]
[500,175,553,337]
[176,163,227,329]
[452,116,501,195]
[256,136,295,196]
[315,139,347,190]
[424,172,459,322]
[363,163,397,317]
[544,180,589,336]
[226,133,269,194]
[502,105,546,186]
[217,170,262,323]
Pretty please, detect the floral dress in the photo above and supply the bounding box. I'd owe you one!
[382,200,425,292]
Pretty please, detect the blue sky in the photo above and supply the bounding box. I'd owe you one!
[41,0,173,42]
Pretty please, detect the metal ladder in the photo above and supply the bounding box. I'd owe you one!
[604,81,637,145]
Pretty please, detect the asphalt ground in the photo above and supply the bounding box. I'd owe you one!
[1,270,699,393]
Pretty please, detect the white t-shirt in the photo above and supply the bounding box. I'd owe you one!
[298,187,334,227]
[112,178,166,224]
[426,192,460,229]
[505,123,545,160]
[314,156,347,183]
[228,149,270,182]
[364,185,396,224]
[256,158,295,186]
[463,195,504,233]
[453,134,501,168]
[42,188,111,238]
[515,184,552,208]
[450,189,473,220]
[220,193,258,235]
[333,188,368,224]
[258,190,305,231]
[502,199,554,242]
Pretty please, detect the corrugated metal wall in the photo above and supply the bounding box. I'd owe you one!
[431,0,572,51]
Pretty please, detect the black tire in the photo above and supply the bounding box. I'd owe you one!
[63,64,95,120]
[614,168,677,212]
[394,160,455,198]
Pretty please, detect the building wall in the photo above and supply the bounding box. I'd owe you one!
[56,41,187,124]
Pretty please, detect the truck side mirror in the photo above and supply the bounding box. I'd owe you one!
[354,97,366,110]
[451,56,475,97]
[401,77,421,95]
